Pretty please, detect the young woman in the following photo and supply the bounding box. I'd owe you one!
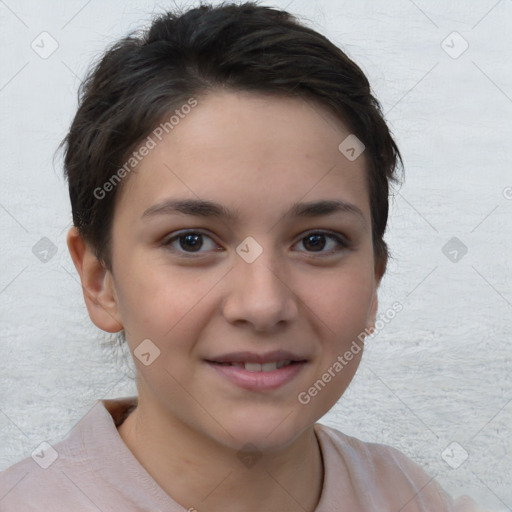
[0,3,489,510]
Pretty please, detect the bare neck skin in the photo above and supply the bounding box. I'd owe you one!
[117,396,324,512]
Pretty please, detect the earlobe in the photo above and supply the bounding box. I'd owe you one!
[66,227,123,333]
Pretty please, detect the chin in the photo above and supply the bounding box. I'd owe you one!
[211,407,313,453]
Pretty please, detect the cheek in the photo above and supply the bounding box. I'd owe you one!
[299,267,375,341]
[297,270,372,414]
[114,262,223,347]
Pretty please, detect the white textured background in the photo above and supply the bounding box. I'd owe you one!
[0,0,511,510]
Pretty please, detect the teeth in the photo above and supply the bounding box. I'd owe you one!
[244,362,263,372]
[235,361,292,372]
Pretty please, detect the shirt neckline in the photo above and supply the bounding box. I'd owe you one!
[81,396,344,510]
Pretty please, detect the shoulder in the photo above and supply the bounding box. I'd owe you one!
[0,442,95,511]
[314,424,486,512]
[0,399,125,511]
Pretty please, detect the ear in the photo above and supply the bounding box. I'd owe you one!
[365,255,386,334]
[66,227,123,333]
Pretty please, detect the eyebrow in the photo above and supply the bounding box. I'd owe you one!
[141,198,366,224]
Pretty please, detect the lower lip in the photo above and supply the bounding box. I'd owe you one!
[205,361,306,391]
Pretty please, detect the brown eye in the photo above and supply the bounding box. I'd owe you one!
[302,233,327,251]
[177,233,203,252]
[295,231,349,255]
[162,231,220,255]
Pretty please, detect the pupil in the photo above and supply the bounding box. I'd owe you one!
[180,234,202,252]
[305,234,325,251]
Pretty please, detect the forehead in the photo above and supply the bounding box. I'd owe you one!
[115,90,370,224]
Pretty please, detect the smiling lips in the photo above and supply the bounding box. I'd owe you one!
[221,360,292,372]
[206,350,307,370]
[205,350,308,390]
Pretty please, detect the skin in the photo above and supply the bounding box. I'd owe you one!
[67,90,384,512]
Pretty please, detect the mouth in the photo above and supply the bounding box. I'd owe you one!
[207,360,302,372]
[204,351,309,391]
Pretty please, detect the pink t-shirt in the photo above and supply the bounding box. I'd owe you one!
[0,396,488,511]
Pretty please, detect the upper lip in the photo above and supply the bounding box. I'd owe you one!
[205,350,308,364]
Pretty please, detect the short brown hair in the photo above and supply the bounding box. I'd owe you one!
[60,1,402,274]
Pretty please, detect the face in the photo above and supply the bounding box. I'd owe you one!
[100,90,380,451]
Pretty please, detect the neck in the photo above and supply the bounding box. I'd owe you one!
[117,397,324,512]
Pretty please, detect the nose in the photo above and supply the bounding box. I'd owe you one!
[221,246,299,333]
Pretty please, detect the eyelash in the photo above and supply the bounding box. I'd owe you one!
[161,230,350,258]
